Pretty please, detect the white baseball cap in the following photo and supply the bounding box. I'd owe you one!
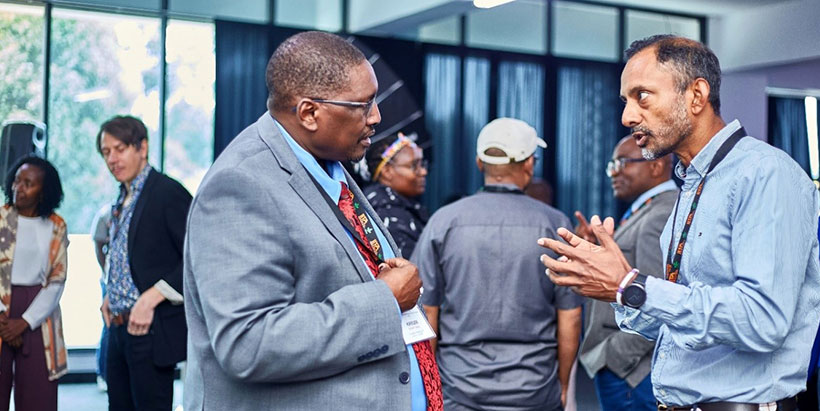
[476,118,547,165]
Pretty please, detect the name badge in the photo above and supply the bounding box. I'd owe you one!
[401,305,436,345]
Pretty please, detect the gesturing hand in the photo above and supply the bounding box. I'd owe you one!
[537,215,630,302]
[378,258,423,312]
[573,211,597,244]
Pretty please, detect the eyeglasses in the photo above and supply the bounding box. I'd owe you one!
[390,159,428,175]
[606,157,650,177]
[309,97,376,117]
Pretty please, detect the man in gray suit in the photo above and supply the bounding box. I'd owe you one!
[575,136,677,411]
[183,31,442,410]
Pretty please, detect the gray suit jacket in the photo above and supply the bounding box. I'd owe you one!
[183,113,412,410]
[578,189,677,387]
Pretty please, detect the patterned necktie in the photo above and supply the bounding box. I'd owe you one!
[337,182,443,411]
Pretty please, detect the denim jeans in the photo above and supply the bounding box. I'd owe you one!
[96,280,108,380]
[593,368,655,411]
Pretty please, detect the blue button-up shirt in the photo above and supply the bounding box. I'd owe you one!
[275,119,427,411]
[615,120,820,405]
[108,164,153,316]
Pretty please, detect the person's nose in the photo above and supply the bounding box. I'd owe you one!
[367,101,381,126]
[621,100,641,128]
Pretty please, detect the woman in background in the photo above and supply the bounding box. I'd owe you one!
[363,132,429,258]
[0,155,68,411]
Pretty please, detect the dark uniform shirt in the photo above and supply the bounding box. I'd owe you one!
[413,184,583,411]
[363,183,429,258]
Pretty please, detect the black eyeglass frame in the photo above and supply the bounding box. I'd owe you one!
[606,157,650,177]
[292,97,376,117]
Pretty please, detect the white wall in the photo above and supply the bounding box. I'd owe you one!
[709,0,820,72]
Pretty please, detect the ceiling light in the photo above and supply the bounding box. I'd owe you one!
[474,0,515,9]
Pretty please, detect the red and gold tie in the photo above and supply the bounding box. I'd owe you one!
[338,182,443,411]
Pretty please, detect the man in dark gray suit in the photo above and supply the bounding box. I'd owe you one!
[183,31,442,410]
[575,136,677,411]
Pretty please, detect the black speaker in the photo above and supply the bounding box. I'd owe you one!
[0,120,47,178]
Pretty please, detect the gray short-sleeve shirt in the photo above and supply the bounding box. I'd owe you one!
[412,186,583,411]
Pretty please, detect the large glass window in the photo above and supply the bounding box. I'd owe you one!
[395,15,461,45]
[466,1,547,54]
[552,1,619,62]
[48,8,162,347]
[275,0,342,32]
[165,19,215,195]
[0,3,45,123]
[625,10,700,49]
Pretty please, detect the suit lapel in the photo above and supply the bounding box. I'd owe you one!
[128,169,157,258]
[614,189,676,241]
[255,113,374,284]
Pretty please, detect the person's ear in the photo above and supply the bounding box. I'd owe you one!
[294,99,320,132]
[476,157,484,173]
[690,78,711,116]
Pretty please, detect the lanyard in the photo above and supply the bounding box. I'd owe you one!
[305,171,385,265]
[665,127,746,283]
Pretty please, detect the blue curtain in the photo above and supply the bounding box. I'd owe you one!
[769,97,810,175]
[424,53,461,209]
[214,20,271,158]
[462,57,490,194]
[497,61,545,177]
[555,64,623,220]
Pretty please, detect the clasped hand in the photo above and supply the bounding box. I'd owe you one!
[0,312,27,348]
[537,214,632,302]
[378,258,422,312]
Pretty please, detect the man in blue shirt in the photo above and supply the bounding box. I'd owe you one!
[539,35,819,410]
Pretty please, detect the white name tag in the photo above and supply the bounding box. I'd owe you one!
[401,305,436,345]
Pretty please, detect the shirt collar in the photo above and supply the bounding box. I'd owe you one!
[124,164,153,195]
[484,183,521,191]
[675,119,742,181]
[274,119,346,203]
[629,179,678,212]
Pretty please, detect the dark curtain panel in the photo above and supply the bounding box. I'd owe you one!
[462,56,490,195]
[214,20,271,158]
[423,53,461,210]
[769,96,810,175]
[497,60,546,178]
[555,63,625,220]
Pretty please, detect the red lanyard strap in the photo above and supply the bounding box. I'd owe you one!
[665,127,747,283]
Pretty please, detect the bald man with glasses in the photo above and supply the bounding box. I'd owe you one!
[574,135,677,411]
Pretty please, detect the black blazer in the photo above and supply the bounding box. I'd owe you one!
[127,168,192,367]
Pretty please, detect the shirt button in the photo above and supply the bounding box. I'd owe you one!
[659,352,666,359]
[659,389,666,396]
[399,372,410,384]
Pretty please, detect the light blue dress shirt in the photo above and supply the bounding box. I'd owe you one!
[275,119,427,411]
[615,120,820,405]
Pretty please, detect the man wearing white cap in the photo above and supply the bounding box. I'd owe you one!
[412,118,583,411]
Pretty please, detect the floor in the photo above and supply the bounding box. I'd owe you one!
[8,380,183,411]
[5,369,598,410]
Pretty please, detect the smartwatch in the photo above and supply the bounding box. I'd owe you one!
[622,273,648,308]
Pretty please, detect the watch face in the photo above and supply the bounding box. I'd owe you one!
[623,286,646,308]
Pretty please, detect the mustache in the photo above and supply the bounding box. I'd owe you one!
[360,128,376,140]
[631,126,653,136]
